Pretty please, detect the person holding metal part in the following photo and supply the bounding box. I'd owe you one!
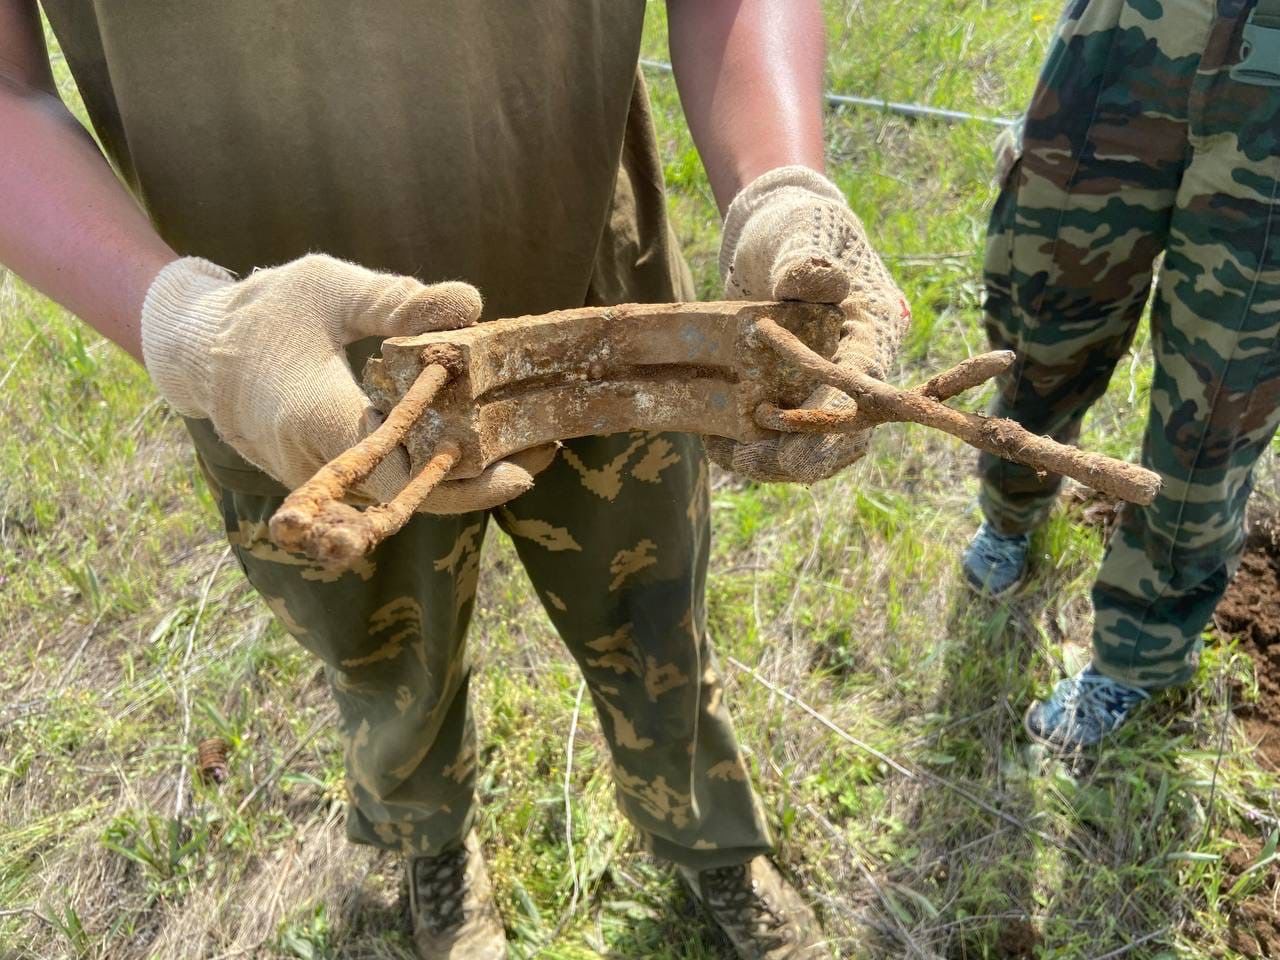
[0,1,908,955]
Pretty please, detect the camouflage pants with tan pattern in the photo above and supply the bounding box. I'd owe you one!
[197,421,772,869]
[980,0,1280,688]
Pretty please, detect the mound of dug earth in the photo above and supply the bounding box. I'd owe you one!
[1217,515,1280,768]
[1213,514,1280,958]
[1221,827,1280,959]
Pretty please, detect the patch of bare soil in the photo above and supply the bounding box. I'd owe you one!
[1221,829,1280,959]
[943,917,1042,960]
[994,917,1041,959]
[1213,514,1280,958]
[1217,516,1280,769]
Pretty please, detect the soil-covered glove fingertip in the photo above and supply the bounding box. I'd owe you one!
[346,272,481,339]
[772,255,851,304]
[383,280,482,336]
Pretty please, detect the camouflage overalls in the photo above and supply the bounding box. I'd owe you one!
[980,0,1280,688]
[200,420,771,867]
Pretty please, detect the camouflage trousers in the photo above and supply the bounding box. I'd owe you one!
[194,420,772,869]
[980,0,1280,688]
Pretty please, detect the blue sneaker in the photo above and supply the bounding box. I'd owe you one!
[1024,665,1151,751]
[962,522,1030,597]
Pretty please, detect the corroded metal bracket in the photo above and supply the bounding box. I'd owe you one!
[268,301,1160,566]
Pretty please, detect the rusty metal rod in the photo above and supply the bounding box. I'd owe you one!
[754,401,859,433]
[753,318,1161,505]
[269,442,461,568]
[269,360,455,563]
[916,350,1016,402]
[755,350,1016,435]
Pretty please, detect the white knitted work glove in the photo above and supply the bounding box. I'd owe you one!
[141,254,484,504]
[709,165,911,483]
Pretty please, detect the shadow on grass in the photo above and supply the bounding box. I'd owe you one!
[908,583,1048,960]
[311,856,417,960]
[885,551,1208,960]
[598,889,736,960]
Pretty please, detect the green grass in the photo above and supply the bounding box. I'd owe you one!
[3,2,1279,957]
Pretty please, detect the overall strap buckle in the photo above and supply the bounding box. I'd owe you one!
[1232,1,1280,86]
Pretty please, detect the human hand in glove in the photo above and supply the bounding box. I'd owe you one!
[706,165,912,483]
[141,254,550,513]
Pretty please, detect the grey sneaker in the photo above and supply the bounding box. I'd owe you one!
[407,832,507,959]
[962,522,1031,597]
[1024,665,1151,752]
[679,858,827,959]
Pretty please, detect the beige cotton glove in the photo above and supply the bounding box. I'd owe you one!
[708,165,912,483]
[141,253,489,505]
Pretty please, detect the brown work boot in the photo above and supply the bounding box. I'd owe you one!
[680,858,827,959]
[407,832,507,959]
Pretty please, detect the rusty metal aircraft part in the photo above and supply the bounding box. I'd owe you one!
[364,301,843,479]
[268,300,1161,567]
[269,301,841,563]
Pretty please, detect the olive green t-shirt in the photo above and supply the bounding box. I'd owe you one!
[41,2,694,492]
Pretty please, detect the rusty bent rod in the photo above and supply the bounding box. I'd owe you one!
[268,301,1162,566]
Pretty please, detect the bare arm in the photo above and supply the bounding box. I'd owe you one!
[666,0,828,213]
[0,0,175,361]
